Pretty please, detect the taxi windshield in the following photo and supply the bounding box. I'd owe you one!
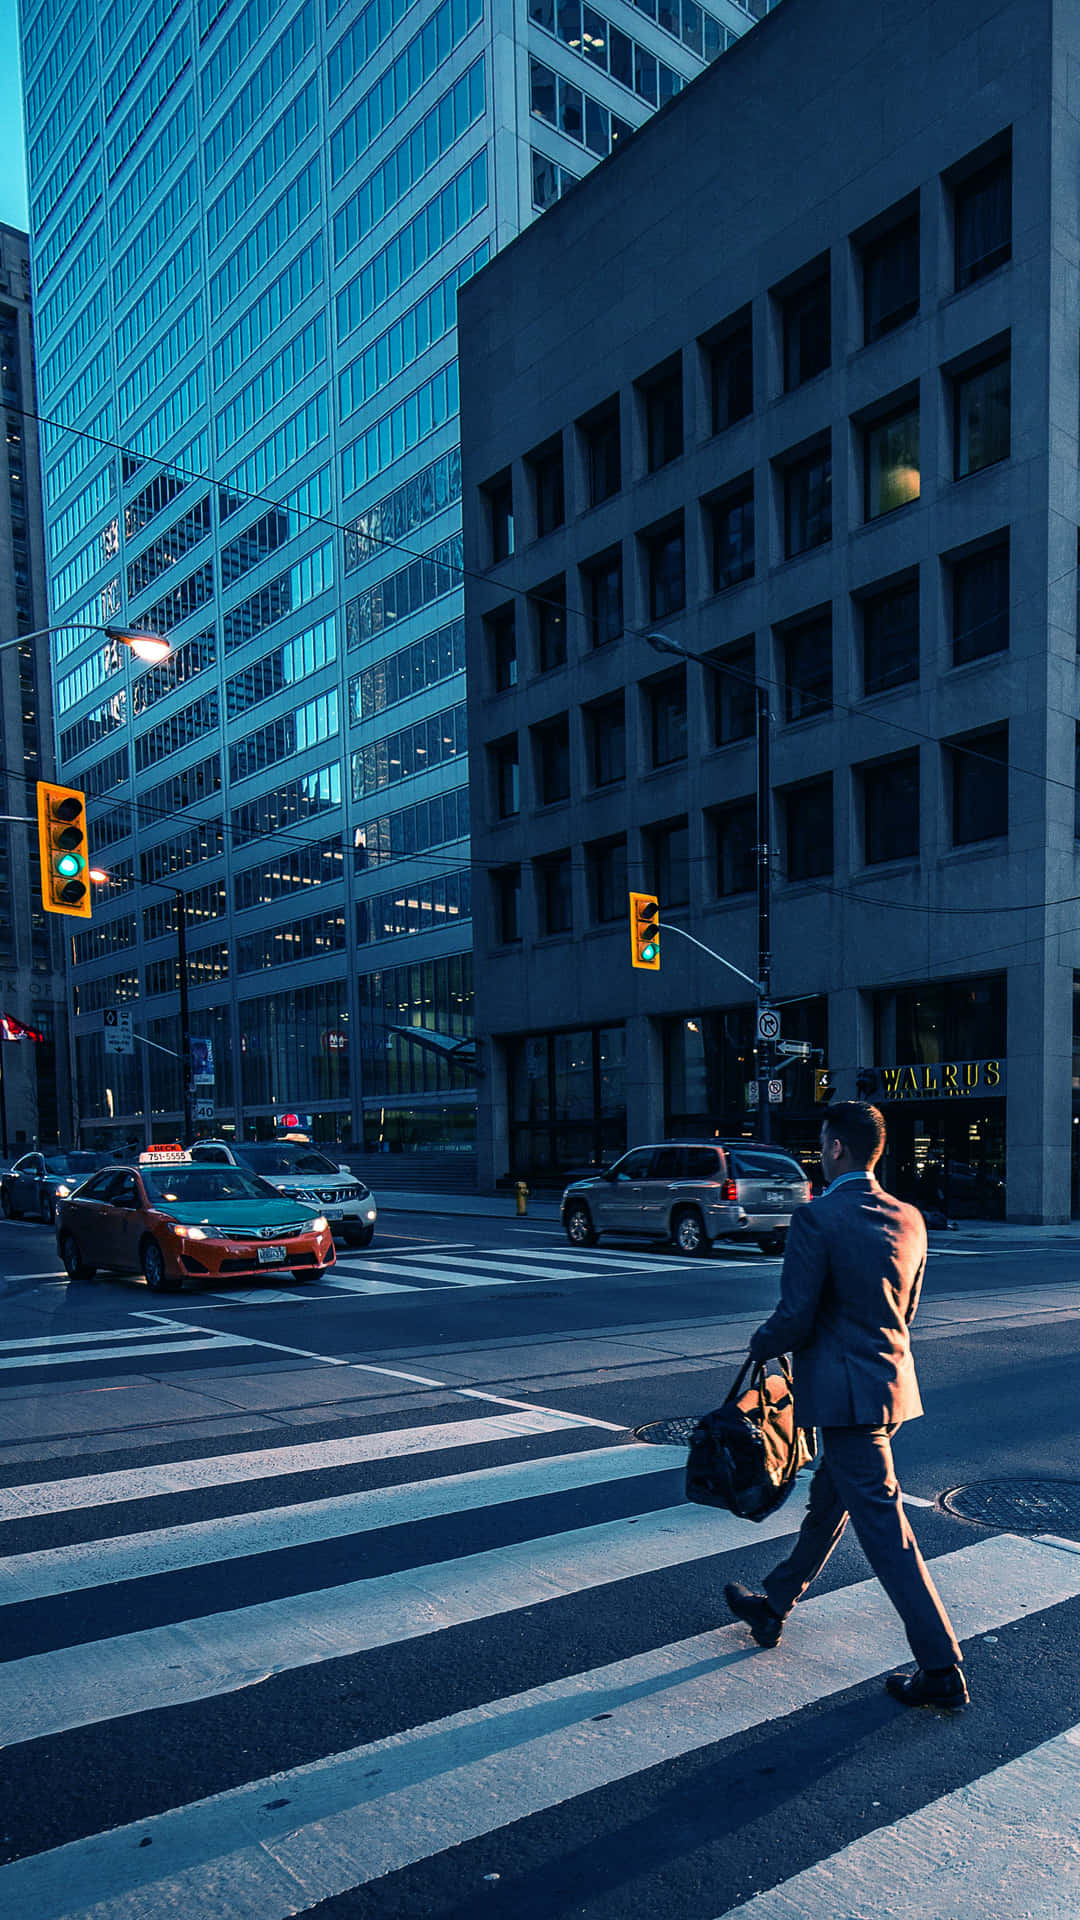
[141,1167,276,1205]
[238,1147,340,1175]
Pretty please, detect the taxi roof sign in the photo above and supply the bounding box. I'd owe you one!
[139,1146,190,1164]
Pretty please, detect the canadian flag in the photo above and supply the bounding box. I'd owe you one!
[0,1014,45,1043]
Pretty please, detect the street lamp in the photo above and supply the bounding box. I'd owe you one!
[0,622,171,665]
[644,629,775,1141]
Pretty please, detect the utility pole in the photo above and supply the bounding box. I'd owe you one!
[755,682,773,1143]
[174,889,195,1144]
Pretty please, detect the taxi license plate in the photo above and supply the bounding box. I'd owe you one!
[766,1190,785,1206]
[258,1245,287,1264]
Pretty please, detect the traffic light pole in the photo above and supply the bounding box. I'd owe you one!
[756,683,773,1143]
[173,889,195,1145]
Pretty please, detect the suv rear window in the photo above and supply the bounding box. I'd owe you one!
[683,1147,721,1177]
[729,1150,806,1181]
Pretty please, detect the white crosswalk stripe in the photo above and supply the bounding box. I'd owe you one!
[2,1393,1078,1917]
[0,1323,253,1370]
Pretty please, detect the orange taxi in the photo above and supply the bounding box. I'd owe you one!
[55,1149,336,1291]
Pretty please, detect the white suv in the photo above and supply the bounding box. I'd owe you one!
[188,1141,377,1247]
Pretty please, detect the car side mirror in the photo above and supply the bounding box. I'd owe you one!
[338,1163,351,1175]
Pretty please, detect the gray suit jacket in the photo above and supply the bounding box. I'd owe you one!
[751,1174,927,1428]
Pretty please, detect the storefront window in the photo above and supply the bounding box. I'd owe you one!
[508,1026,625,1176]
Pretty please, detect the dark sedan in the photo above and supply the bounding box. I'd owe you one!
[1,1150,110,1225]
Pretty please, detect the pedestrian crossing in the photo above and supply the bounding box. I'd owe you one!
[0,1319,255,1372]
[2,1397,1079,1916]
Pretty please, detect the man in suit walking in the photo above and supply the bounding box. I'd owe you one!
[725,1101,967,1709]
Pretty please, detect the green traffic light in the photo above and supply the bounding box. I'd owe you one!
[642,942,657,961]
[57,853,83,878]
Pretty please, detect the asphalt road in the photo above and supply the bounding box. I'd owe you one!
[1,1205,1079,1917]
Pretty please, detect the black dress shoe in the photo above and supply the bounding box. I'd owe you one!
[724,1582,784,1648]
[885,1666,969,1710]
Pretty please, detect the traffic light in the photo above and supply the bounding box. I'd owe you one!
[36,781,91,918]
[629,891,660,970]
[814,1068,835,1104]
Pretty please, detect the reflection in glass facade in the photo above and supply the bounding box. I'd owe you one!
[21,0,775,1150]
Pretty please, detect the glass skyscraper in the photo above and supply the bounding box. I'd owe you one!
[18,0,775,1155]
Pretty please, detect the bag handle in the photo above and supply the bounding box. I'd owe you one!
[722,1352,794,1405]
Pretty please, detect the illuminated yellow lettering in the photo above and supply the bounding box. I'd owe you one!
[964,1063,979,1088]
[922,1065,939,1091]
[881,1067,904,1094]
[903,1068,919,1094]
[943,1064,960,1092]
[985,1059,1000,1087]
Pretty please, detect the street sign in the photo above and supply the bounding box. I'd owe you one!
[776,1039,811,1059]
[768,1079,784,1104]
[756,1008,780,1042]
[103,1008,134,1056]
[746,1081,759,1106]
[193,1100,215,1121]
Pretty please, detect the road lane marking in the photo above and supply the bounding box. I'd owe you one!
[0,1325,195,1353]
[0,1335,253,1371]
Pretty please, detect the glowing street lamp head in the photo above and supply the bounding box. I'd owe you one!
[124,631,171,664]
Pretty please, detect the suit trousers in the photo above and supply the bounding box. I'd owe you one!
[761,1424,962,1671]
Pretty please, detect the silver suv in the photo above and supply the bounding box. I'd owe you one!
[561,1140,811,1256]
[188,1142,377,1247]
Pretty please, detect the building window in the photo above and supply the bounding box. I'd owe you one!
[708,314,752,432]
[710,482,754,590]
[862,754,920,865]
[865,402,920,519]
[862,214,919,343]
[533,576,567,671]
[648,670,687,767]
[861,576,919,695]
[534,713,571,803]
[587,836,628,924]
[494,865,522,943]
[646,518,686,618]
[641,358,683,471]
[528,435,565,536]
[712,797,756,895]
[785,775,833,880]
[784,443,831,557]
[492,736,519,817]
[782,268,830,391]
[583,548,623,648]
[709,638,756,746]
[954,152,1011,290]
[488,605,517,691]
[782,611,832,723]
[538,852,573,934]
[950,726,1008,844]
[952,540,1009,666]
[588,694,626,786]
[483,470,514,562]
[648,817,690,907]
[582,401,620,504]
[954,354,1010,479]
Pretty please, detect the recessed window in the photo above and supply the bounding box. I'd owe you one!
[533,714,571,803]
[862,215,919,343]
[954,355,1010,479]
[492,736,519,818]
[711,482,754,591]
[713,797,756,895]
[648,670,687,767]
[782,269,830,391]
[951,540,1009,666]
[538,852,573,934]
[528,435,565,537]
[782,611,832,723]
[709,316,753,432]
[533,576,567,672]
[647,817,690,907]
[488,605,517,691]
[708,638,756,746]
[949,726,1008,844]
[582,402,620,504]
[785,775,833,880]
[641,359,683,471]
[784,443,831,558]
[483,472,514,563]
[494,865,522,942]
[588,694,625,786]
[587,837,628,925]
[954,151,1011,290]
[861,576,919,695]
[645,518,686,619]
[863,754,919,864]
[865,403,920,519]
[583,548,622,647]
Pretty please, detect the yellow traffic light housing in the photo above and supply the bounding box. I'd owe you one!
[37,781,91,917]
[630,891,661,970]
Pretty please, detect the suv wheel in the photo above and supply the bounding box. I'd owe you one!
[41,1192,56,1225]
[758,1232,785,1257]
[1,1186,16,1220]
[343,1225,374,1248]
[673,1207,708,1256]
[564,1203,598,1248]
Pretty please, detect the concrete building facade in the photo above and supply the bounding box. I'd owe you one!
[0,223,69,1153]
[17,0,774,1160]
[460,0,1080,1221]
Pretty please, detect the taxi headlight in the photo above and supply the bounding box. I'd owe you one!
[55,1184,72,1198]
[177,1225,208,1241]
[310,1216,328,1234]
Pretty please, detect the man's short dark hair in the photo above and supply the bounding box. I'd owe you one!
[823,1101,886,1169]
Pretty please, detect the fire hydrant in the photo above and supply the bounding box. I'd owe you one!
[515,1179,529,1216]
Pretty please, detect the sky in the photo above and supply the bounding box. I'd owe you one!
[1,1,28,233]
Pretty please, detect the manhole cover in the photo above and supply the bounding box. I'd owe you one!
[633,1414,702,1447]
[941,1480,1080,1537]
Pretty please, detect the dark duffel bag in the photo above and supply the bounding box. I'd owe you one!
[685,1354,815,1521]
